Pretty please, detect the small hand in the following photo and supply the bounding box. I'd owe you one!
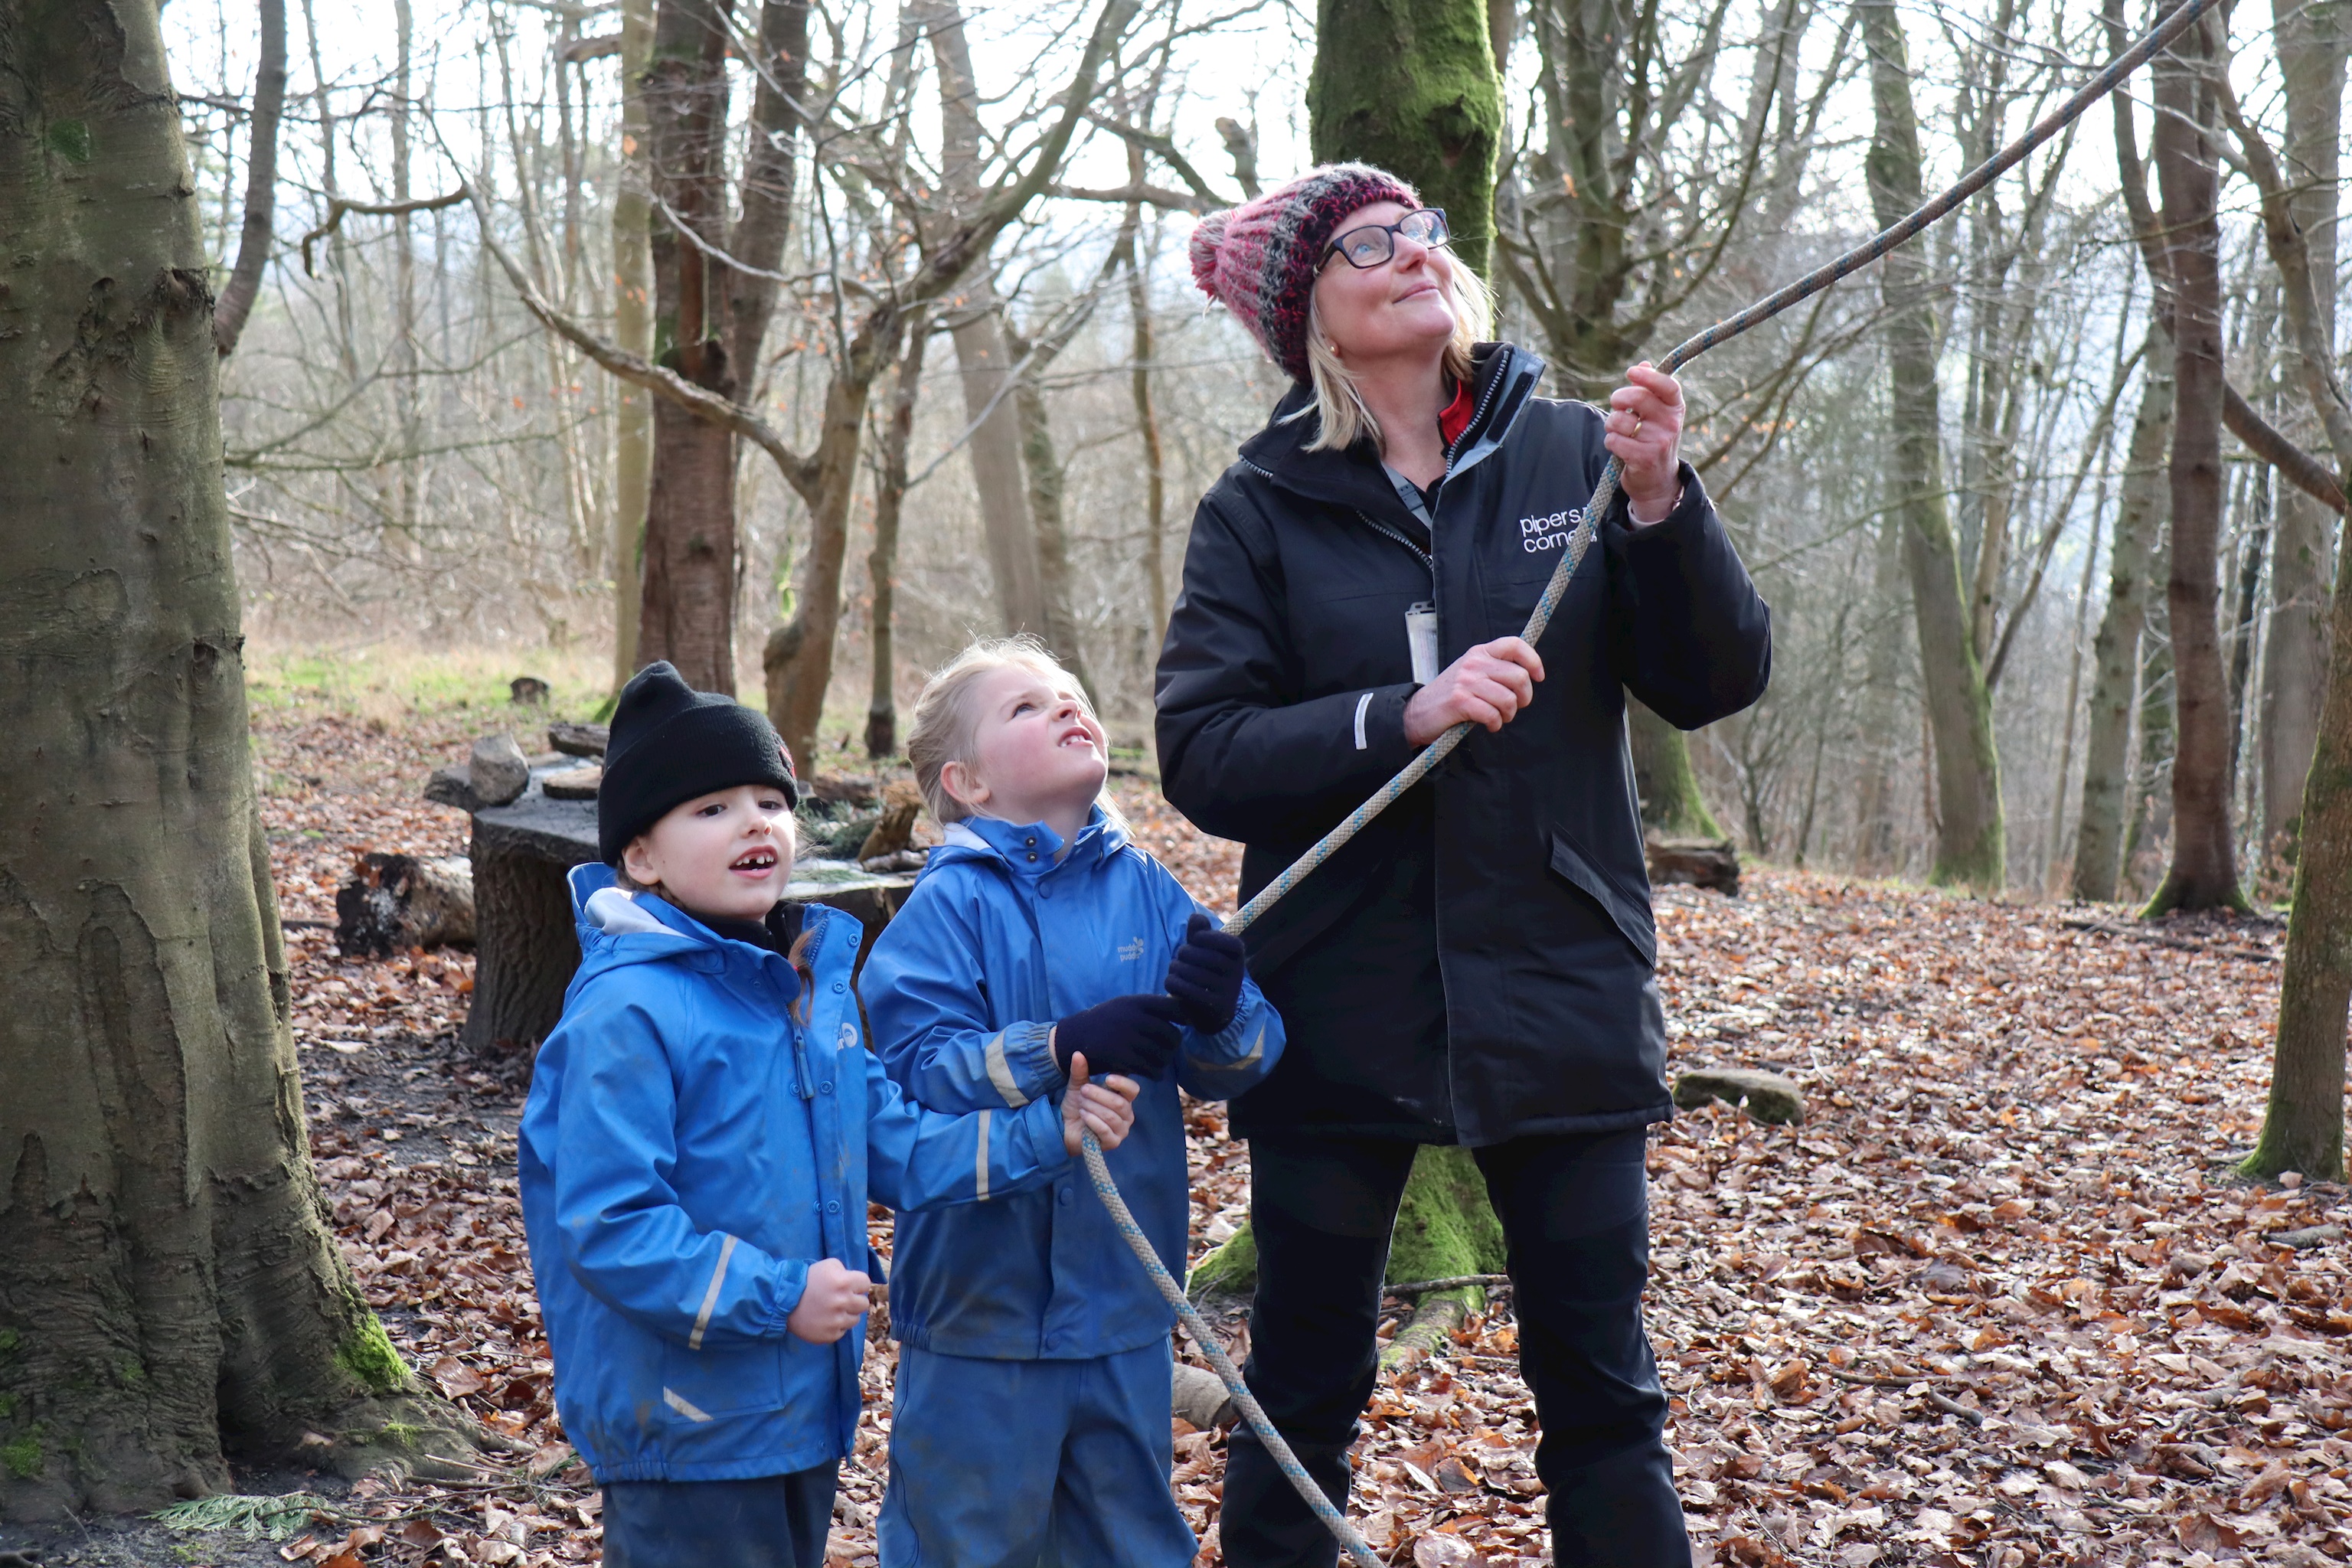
[1603,362,1686,524]
[1403,636,1546,745]
[786,1256,872,1344]
[1165,911,1247,1034]
[1061,1052,1143,1154]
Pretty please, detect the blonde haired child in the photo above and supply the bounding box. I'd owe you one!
[858,639,1285,1566]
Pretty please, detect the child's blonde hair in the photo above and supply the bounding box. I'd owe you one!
[906,637,1110,825]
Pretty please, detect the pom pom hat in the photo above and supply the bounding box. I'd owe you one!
[597,661,800,864]
[1188,162,1421,384]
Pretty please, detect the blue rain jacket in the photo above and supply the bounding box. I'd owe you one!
[858,809,1284,1360]
[519,864,1080,1482]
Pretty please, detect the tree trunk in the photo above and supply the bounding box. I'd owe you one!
[1308,0,1504,273]
[921,0,1046,635]
[867,315,929,760]
[2259,0,2347,859]
[1628,698,1727,840]
[1864,0,2005,893]
[1851,513,1907,873]
[637,0,739,694]
[211,0,284,355]
[611,0,655,688]
[0,0,474,1514]
[1115,179,1170,647]
[764,332,891,764]
[2074,331,2174,901]
[1013,373,1098,701]
[726,0,809,389]
[2147,15,2244,913]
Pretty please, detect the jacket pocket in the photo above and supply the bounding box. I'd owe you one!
[1547,831,1657,967]
[658,1339,783,1423]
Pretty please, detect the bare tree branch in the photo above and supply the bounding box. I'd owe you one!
[214,0,287,355]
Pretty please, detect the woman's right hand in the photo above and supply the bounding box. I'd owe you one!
[1403,636,1546,744]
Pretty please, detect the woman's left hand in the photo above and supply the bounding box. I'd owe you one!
[1603,363,1686,525]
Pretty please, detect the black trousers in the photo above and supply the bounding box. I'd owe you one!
[603,1465,838,1568]
[1218,1128,1686,1568]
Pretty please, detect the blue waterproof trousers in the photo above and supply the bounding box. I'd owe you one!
[878,1339,1198,1567]
[602,1465,838,1568]
[1218,1128,1685,1567]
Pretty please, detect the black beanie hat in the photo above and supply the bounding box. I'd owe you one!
[598,662,800,864]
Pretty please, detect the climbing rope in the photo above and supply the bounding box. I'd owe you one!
[1084,0,2219,1556]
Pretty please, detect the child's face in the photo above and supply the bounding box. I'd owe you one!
[622,783,798,923]
[942,665,1107,823]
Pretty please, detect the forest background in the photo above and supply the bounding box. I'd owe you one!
[175,0,2346,903]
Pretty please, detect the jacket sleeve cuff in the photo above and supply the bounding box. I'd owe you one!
[986,1021,1063,1106]
[1355,683,1419,760]
[762,1256,812,1336]
[1606,461,1709,547]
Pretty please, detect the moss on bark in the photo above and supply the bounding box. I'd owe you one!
[1308,0,1503,273]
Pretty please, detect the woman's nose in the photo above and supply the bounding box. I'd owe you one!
[1391,234,1430,270]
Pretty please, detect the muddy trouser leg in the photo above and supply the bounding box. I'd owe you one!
[1472,1127,1686,1567]
[1218,1135,1420,1568]
[601,1466,839,1568]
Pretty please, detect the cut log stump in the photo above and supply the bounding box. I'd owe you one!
[1646,834,1740,895]
[1673,1067,1805,1125]
[334,853,475,957]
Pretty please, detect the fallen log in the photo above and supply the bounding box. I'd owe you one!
[335,853,475,956]
[1646,834,1740,896]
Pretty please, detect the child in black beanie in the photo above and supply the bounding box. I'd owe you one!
[518,662,1139,1568]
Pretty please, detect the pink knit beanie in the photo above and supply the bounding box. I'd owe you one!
[1189,163,1421,384]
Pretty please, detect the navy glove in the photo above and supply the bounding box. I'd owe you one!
[1052,993,1186,1080]
[1165,912,1247,1034]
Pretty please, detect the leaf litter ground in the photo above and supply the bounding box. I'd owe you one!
[21,691,2345,1568]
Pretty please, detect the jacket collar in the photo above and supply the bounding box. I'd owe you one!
[1235,342,1545,528]
[935,805,1128,881]
[566,860,810,1000]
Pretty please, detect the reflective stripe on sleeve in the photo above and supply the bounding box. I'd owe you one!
[975,1109,993,1201]
[687,1233,738,1351]
[984,1031,1030,1108]
[1191,1024,1267,1073]
[1353,691,1374,751]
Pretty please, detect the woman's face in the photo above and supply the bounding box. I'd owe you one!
[1309,201,1459,366]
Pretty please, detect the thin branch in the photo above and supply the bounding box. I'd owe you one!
[298,188,471,277]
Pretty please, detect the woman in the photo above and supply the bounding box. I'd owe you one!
[1155,164,1771,1566]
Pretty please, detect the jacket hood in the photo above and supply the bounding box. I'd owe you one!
[1236,341,1546,521]
[565,861,805,1002]
[923,805,1132,882]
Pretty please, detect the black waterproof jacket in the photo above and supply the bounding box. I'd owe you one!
[1155,343,1772,1145]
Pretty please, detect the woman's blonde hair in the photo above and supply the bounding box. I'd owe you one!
[906,637,1113,826]
[1298,251,1494,454]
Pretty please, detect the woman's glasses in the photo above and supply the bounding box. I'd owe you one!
[1320,208,1452,270]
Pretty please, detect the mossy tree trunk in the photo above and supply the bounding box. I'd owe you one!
[1308,0,1504,273]
[1278,0,1512,1338]
[1188,1147,1507,1362]
[0,0,475,1517]
[1628,698,1728,841]
[1863,0,2007,893]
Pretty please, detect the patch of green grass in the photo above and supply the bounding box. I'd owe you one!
[244,642,612,727]
[335,1315,411,1396]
